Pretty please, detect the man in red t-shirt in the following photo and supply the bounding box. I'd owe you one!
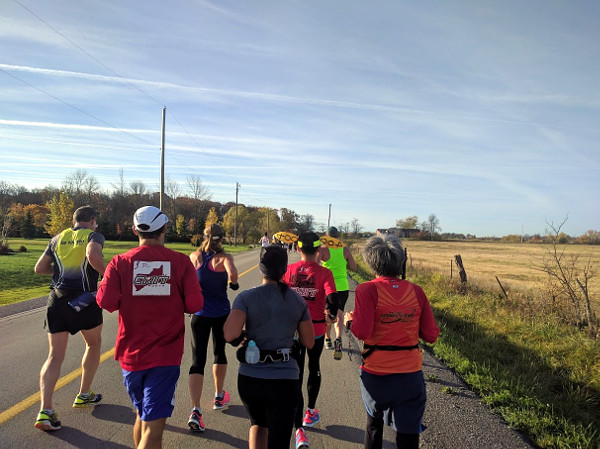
[283,231,337,448]
[97,206,204,449]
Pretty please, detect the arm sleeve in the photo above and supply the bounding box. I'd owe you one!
[350,282,377,340]
[416,285,440,343]
[96,258,121,313]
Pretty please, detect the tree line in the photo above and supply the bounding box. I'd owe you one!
[0,170,363,247]
[396,214,599,244]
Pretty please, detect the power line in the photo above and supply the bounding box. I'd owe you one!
[13,0,166,109]
[12,0,233,194]
[0,67,154,146]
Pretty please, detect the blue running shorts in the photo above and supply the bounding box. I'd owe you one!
[122,365,180,422]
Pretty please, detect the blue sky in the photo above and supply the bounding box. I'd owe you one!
[1,0,598,237]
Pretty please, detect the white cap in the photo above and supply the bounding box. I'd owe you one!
[133,206,169,232]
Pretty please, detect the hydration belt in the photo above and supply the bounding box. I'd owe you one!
[361,343,419,360]
[312,319,326,324]
[259,348,292,363]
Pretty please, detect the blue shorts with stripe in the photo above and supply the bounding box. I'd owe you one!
[122,365,180,421]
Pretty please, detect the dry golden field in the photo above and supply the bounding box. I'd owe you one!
[401,240,600,302]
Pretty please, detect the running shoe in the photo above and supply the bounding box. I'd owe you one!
[295,428,309,448]
[213,390,231,410]
[34,410,61,431]
[72,389,103,408]
[333,338,342,360]
[325,338,333,350]
[302,408,321,427]
[188,409,205,432]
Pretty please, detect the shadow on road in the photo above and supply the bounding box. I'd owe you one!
[221,404,248,419]
[311,424,363,444]
[47,426,131,449]
[176,425,248,447]
[92,404,136,425]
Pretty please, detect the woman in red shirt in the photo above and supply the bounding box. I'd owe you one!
[345,234,439,449]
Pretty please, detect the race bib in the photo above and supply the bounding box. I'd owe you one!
[132,261,171,296]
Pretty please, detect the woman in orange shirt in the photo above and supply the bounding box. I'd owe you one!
[345,234,439,449]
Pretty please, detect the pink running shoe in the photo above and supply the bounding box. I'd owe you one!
[187,409,205,432]
[302,408,321,427]
[213,390,231,410]
[295,427,310,448]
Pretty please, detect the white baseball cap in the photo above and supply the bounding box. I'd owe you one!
[133,206,169,232]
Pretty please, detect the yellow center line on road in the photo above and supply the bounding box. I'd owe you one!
[0,348,115,425]
[238,264,258,278]
[0,263,258,426]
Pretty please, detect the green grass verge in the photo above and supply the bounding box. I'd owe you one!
[0,238,254,306]
[350,260,600,449]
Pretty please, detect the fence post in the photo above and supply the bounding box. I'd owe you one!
[496,276,508,299]
[454,255,467,283]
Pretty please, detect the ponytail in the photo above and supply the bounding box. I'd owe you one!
[201,223,225,254]
[277,281,289,296]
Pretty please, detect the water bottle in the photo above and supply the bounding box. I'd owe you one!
[245,340,260,364]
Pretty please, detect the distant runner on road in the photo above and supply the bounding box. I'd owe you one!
[259,232,270,247]
[33,205,106,432]
[319,226,357,360]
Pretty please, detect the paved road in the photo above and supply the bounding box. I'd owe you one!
[0,249,535,448]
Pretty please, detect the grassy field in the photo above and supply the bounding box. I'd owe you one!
[349,239,600,449]
[0,238,254,306]
[403,240,600,303]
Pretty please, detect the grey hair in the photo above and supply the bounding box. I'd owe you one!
[362,234,405,277]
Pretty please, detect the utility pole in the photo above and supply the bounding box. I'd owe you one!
[159,107,166,211]
[234,182,240,246]
[327,204,332,228]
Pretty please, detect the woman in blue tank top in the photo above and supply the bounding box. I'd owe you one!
[186,223,239,432]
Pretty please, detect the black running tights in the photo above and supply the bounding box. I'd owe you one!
[294,336,324,428]
[365,414,419,449]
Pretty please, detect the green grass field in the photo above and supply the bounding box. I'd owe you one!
[0,238,253,306]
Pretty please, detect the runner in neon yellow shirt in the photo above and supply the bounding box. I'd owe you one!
[319,226,357,360]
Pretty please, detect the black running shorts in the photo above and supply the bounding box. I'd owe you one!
[337,290,350,313]
[44,290,103,335]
